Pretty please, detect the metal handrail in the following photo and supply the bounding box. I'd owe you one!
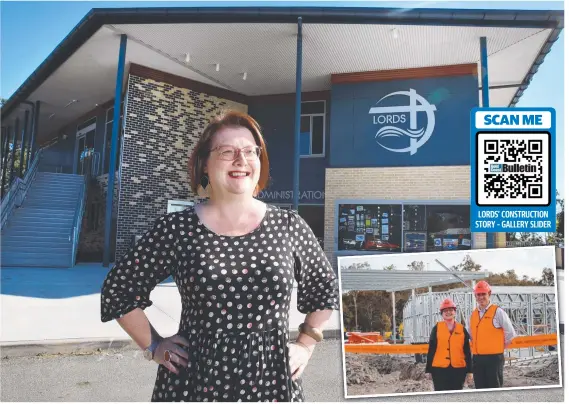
[1,148,43,230]
[70,175,87,267]
[70,156,91,267]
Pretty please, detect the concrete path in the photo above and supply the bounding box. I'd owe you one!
[0,263,341,351]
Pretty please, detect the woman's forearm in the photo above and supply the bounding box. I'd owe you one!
[295,309,334,349]
[116,308,160,350]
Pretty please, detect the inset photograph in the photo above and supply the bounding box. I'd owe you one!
[338,246,562,398]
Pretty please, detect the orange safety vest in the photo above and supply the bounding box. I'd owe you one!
[470,304,505,355]
[432,321,467,369]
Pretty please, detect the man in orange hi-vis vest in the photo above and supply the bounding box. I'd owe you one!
[469,281,516,389]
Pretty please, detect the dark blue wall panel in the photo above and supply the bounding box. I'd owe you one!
[248,96,329,205]
[330,74,479,167]
[39,134,76,174]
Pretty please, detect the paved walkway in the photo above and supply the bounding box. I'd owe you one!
[0,263,341,346]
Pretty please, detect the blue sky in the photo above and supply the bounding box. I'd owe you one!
[1,0,564,196]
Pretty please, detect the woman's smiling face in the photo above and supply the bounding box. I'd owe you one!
[205,126,261,197]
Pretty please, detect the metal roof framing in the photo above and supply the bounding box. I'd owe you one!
[340,269,490,292]
[1,6,564,118]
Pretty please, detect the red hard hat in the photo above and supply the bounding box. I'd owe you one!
[439,298,457,311]
[474,281,491,294]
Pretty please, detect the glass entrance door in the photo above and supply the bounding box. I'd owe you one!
[75,117,96,174]
[76,135,86,173]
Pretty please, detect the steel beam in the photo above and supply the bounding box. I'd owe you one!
[103,33,127,268]
[18,110,30,178]
[27,101,40,164]
[9,119,19,186]
[292,16,303,211]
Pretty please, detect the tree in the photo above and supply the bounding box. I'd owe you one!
[407,261,425,271]
[451,255,482,272]
[383,264,396,271]
[379,313,392,333]
[340,261,372,271]
[556,190,564,240]
[540,267,555,286]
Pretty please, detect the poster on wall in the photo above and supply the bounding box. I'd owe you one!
[337,203,403,252]
[404,232,427,252]
[443,238,459,250]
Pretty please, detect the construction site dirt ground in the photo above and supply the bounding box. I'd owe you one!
[344,353,562,397]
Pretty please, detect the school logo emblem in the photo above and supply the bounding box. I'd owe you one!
[369,89,437,155]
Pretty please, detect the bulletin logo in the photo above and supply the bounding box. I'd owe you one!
[369,89,437,155]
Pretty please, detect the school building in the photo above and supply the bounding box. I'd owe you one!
[0,6,563,268]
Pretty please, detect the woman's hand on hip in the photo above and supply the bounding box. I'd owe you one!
[154,335,190,374]
[288,342,314,381]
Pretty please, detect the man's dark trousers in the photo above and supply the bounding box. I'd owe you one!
[473,354,505,389]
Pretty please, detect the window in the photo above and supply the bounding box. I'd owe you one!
[425,205,471,252]
[103,102,124,174]
[337,204,402,252]
[337,203,471,253]
[300,101,325,157]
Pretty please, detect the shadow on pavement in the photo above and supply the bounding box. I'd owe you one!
[0,263,175,299]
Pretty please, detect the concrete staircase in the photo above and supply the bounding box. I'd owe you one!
[1,172,84,268]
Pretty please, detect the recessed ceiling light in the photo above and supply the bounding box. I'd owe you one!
[243,72,247,80]
[216,63,220,72]
[392,28,399,39]
[185,53,190,63]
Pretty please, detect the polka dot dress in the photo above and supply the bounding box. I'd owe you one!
[100,204,339,402]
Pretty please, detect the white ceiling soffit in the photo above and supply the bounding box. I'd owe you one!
[480,87,518,108]
[21,25,227,141]
[12,22,552,141]
[109,22,300,96]
[112,22,550,98]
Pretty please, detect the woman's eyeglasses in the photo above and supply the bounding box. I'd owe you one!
[211,145,262,161]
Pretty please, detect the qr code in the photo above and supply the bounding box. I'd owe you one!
[476,132,550,206]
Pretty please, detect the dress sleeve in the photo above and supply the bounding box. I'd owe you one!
[100,214,179,323]
[288,210,340,314]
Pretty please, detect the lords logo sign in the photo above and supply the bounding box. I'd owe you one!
[369,89,437,156]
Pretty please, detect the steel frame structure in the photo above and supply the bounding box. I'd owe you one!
[403,286,558,358]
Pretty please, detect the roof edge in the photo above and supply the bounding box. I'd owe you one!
[509,26,564,106]
[1,6,564,119]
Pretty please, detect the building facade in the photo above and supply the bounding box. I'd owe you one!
[1,6,561,268]
[36,62,506,266]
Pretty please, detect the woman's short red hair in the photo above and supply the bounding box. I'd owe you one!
[188,110,270,196]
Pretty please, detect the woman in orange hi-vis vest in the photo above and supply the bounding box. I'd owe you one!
[425,298,473,391]
[469,281,516,389]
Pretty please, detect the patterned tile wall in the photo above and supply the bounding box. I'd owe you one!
[115,74,248,261]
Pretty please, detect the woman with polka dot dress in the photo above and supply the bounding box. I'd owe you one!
[100,110,340,402]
